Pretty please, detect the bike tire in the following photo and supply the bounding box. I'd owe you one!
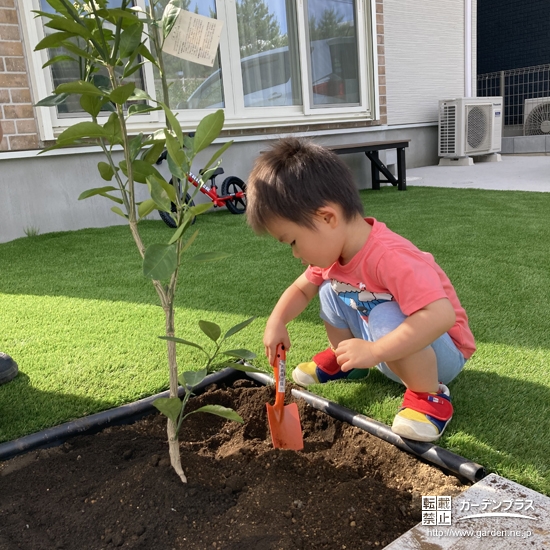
[221,176,247,214]
[159,192,196,228]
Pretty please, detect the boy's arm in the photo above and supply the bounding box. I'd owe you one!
[336,298,456,371]
[264,272,319,366]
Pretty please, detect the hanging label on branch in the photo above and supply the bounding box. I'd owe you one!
[163,10,223,68]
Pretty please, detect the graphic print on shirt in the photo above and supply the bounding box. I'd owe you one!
[331,280,393,317]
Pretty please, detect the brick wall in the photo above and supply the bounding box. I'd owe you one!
[0,0,39,151]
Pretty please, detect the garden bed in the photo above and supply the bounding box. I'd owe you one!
[0,379,468,549]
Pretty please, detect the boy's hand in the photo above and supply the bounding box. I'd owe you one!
[263,321,291,366]
[335,338,378,372]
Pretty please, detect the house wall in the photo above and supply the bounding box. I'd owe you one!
[0,124,438,243]
[0,0,458,243]
[384,0,472,125]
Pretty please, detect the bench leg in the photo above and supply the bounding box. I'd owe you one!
[369,151,381,190]
[397,147,407,191]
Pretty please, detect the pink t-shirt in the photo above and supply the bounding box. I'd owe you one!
[305,218,476,359]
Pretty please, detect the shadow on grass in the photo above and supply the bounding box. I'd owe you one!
[0,371,117,444]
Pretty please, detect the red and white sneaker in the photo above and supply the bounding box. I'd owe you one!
[391,384,453,442]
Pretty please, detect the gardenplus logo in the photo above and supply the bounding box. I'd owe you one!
[421,496,537,526]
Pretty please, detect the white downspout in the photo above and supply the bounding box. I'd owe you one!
[465,0,472,97]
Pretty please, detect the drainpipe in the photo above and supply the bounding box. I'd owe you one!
[465,0,472,97]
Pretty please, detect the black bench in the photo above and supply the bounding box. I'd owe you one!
[328,139,410,191]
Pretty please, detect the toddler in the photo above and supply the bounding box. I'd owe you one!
[246,138,475,442]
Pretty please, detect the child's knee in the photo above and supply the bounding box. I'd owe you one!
[368,301,407,340]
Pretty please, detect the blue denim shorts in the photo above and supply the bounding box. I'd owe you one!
[318,281,466,385]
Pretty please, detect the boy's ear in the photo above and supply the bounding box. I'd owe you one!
[315,205,340,227]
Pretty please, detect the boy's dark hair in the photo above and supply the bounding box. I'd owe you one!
[246,137,364,233]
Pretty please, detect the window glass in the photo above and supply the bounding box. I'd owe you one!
[307,0,360,106]
[158,0,223,109]
[236,0,301,108]
[39,0,146,117]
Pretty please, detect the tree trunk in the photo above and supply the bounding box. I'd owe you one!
[164,301,186,482]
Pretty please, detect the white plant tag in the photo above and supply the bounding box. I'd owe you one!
[278,359,286,393]
[163,10,223,68]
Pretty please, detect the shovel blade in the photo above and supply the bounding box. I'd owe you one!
[266,402,304,450]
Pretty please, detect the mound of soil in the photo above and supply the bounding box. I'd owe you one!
[0,379,467,549]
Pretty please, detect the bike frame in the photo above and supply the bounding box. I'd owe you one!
[186,172,245,208]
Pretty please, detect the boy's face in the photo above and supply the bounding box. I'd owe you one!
[265,213,343,268]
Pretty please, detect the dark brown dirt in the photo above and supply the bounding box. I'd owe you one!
[0,379,468,550]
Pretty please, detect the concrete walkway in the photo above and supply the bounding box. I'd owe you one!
[406,155,550,192]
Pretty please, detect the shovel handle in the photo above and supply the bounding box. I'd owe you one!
[273,344,286,412]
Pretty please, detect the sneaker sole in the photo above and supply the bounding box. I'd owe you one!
[291,368,317,387]
[391,416,452,442]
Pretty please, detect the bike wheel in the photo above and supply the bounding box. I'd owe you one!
[221,176,247,214]
[159,193,196,228]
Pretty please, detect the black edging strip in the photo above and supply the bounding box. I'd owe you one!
[0,367,487,484]
[247,371,486,484]
[0,368,242,462]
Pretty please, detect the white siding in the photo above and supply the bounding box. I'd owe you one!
[384,0,466,125]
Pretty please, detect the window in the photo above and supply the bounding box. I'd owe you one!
[20,0,374,139]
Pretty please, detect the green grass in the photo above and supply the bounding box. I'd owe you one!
[1,186,550,496]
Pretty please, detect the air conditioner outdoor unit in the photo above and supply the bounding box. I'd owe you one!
[438,97,503,162]
[524,98,550,135]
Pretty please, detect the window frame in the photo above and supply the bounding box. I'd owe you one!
[19,0,377,141]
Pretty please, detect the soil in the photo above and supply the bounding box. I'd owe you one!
[0,379,468,550]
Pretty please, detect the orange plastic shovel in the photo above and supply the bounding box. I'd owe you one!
[266,344,304,450]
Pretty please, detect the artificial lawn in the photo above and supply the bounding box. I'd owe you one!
[1,186,550,496]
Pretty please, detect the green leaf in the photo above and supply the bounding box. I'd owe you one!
[224,362,264,373]
[56,81,105,96]
[167,154,189,181]
[224,316,256,339]
[123,61,146,79]
[128,104,160,116]
[57,121,108,144]
[159,335,206,353]
[129,88,154,102]
[191,251,230,263]
[143,243,177,280]
[160,103,183,144]
[129,133,143,161]
[142,141,166,164]
[167,222,187,245]
[102,113,123,145]
[223,349,257,360]
[152,397,181,425]
[45,16,92,39]
[189,202,212,216]
[186,405,243,423]
[34,31,72,51]
[80,94,106,118]
[138,198,156,219]
[165,130,185,166]
[201,140,233,172]
[78,186,118,200]
[119,159,163,183]
[193,109,224,154]
[178,368,208,389]
[59,41,94,61]
[111,206,128,218]
[146,175,171,212]
[42,54,77,69]
[97,162,115,181]
[35,93,69,107]
[110,82,136,104]
[180,228,199,252]
[119,22,143,59]
[137,43,156,65]
[199,320,221,342]
[162,2,180,39]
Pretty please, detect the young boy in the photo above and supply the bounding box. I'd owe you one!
[246,138,475,443]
